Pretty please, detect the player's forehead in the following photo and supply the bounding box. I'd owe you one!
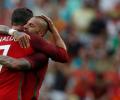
[28,17,45,25]
[27,17,38,25]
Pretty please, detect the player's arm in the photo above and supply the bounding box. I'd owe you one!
[30,16,69,63]
[40,15,67,50]
[0,25,10,34]
[30,34,69,63]
[0,53,48,70]
[0,25,30,48]
[25,53,48,69]
[0,55,30,70]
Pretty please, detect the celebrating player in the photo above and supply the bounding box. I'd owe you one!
[0,8,69,100]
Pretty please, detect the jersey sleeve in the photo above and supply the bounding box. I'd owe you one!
[25,53,48,69]
[29,34,69,63]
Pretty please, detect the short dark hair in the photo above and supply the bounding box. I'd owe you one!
[11,8,33,25]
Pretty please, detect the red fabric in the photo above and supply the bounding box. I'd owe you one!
[29,34,69,63]
[25,53,48,69]
[22,34,69,100]
[22,64,48,100]
[22,53,48,100]
[0,34,33,100]
[0,33,68,100]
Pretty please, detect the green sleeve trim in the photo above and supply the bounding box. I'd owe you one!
[18,77,23,100]
[32,72,40,100]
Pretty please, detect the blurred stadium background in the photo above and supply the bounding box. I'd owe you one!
[0,0,120,100]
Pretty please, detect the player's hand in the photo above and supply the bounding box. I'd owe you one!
[13,32,30,48]
[40,15,56,33]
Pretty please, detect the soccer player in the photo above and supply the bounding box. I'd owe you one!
[0,8,37,100]
[0,8,69,100]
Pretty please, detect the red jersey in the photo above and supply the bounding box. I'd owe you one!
[22,34,69,100]
[0,34,33,100]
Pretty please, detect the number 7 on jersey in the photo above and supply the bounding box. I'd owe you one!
[0,45,11,71]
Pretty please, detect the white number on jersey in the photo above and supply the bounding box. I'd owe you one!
[0,45,11,71]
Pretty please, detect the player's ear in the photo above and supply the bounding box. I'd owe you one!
[40,32,45,37]
[37,31,43,37]
[41,29,47,37]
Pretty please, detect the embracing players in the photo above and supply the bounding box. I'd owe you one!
[0,8,69,100]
